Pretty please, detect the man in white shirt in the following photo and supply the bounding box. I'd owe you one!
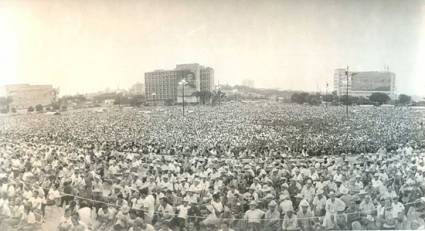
[243,201,264,231]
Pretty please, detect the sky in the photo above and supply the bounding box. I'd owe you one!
[0,0,424,96]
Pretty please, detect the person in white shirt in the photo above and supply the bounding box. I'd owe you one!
[176,198,190,230]
[77,201,93,230]
[279,194,294,215]
[243,201,264,231]
[141,189,156,224]
[323,191,346,230]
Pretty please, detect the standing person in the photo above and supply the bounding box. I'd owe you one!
[157,197,175,227]
[322,191,345,230]
[279,194,294,216]
[97,205,114,230]
[143,189,156,224]
[77,200,93,230]
[176,198,190,231]
[61,181,74,208]
[243,201,264,231]
[264,200,280,231]
[70,212,88,231]
[297,200,313,231]
[188,200,201,231]
[312,189,326,217]
[381,197,396,230]
[282,208,299,231]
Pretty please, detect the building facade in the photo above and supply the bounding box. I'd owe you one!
[334,69,396,99]
[145,64,214,104]
[5,84,55,110]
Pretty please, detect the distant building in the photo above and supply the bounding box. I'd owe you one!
[145,63,214,104]
[129,82,145,95]
[334,69,396,99]
[5,84,55,110]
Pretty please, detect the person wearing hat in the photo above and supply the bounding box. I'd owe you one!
[300,179,315,206]
[70,211,89,231]
[96,205,114,230]
[141,188,156,225]
[157,197,174,226]
[312,189,326,217]
[380,197,396,230]
[176,198,190,231]
[279,193,294,216]
[243,201,264,231]
[264,200,280,231]
[282,208,299,231]
[297,200,313,231]
[359,194,375,217]
[322,190,345,230]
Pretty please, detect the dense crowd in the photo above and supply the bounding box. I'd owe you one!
[0,103,424,230]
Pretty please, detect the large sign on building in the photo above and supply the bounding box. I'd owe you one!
[351,72,392,91]
[334,69,396,99]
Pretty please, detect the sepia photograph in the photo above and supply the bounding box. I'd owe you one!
[0,0,425,230]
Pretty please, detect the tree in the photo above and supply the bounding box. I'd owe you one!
[369,93,391,106]
[28,106,34,112]
[35,104,44,112]
[291,92,310,104]
[398,94,412,105]
[307,94,321,105]
[211,90,225,105]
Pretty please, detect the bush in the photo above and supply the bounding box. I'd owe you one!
[398,94,411,105]
[35,104,44,112]
[369,93,390,106]
[28,106,34,112]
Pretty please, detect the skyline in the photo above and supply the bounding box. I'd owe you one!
[0,0,425,96]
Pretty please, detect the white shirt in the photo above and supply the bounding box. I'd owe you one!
[177,204,190,219]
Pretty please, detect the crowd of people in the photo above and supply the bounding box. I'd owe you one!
[0,103,424,230]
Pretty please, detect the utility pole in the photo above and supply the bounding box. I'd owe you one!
[179,79,188,117]
[345,66,349,118]
[325,82,329,108]
[182,84,185,117]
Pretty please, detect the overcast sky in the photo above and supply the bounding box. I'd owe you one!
[0,0,424,96]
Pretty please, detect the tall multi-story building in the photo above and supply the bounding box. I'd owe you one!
[5,84,56,110]
[145,63,214,104]
[334,68,396,99]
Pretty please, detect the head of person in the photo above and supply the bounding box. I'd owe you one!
[300,200,309,213]
[249,201,257,210]
[268,200,277,211]
[286,209,294,217]
[160,197,168,206]
[329,190,336,201]
[71,212,80,225]
[220,222,231,231]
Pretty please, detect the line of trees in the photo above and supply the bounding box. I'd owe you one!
[291,92,413,106]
